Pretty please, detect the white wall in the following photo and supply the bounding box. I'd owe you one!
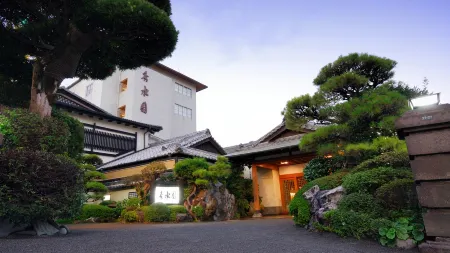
[257,168,282,208]
[279,164,306,175]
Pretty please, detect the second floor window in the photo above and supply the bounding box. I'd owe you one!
[85,83,93,97]
[175,83,192,97]
[174,104,192,119]
[118,105,126,118]
[120,78,128,92]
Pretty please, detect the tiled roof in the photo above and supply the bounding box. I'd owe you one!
[98,129,220,170]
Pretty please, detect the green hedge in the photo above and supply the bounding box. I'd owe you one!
[123,211,138,222]
[352,151,410,173]
[303,156,345,181]
[324,210,373,239]
[338,192,382,217]
[289,171,348,225]
[375,178,418,211]
[145,203,170,222]
[342,167,413,194]
[78,204,117,221]
[52,109,84,159]
[168,205,187,221]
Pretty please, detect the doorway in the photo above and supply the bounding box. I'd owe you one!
[279,173,307,214]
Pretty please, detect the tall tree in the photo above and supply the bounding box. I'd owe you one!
[0,0,178,117]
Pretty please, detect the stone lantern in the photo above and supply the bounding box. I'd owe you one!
[395,100,450,253]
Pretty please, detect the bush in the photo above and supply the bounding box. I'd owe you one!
[123,211,138,222]
[80,154,104,166]
[52,109,84,159]
[168,205,187,221]
[0,150,84,225]
[352,151,410,173]
[192,205,204,220]
[99,200,116,207]
[375,179,418,211]
[304,156,345,181]
[145,203,170,222]
[289,171,349,225]
[338,192,383,217]
[0,108,69,154]
[85,181,108,193]
[78,204,117,221]
[342,167,413,194]
[324,210,373,239]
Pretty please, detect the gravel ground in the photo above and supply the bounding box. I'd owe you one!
[0,218,419,253]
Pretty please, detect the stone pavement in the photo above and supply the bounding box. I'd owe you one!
[0,218,419,253]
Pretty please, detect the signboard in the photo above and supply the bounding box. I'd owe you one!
[154,186,180,204]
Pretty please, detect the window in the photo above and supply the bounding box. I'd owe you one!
[174,104,192,119]
[120,78,128,92]
[85,83,93,97]
[128,192,138,198]
[175,83,192,97]
[118,105,126,118]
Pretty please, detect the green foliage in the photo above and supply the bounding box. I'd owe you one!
[175,156,232,188]
[289,171,348,225]
[338,192,382,217]
[353,151,410,173]
[0,108,69,154]
[226,163,253,217]
[80,154,104,166]
[99,200,116,207]
[78,204,117,221]
[0,150,85,225]
[168,205,187,221]
[375,179,418,211]
[345,137,407,162]
[283,92,333,129]
[174,157,210,185]
[324,210,374,239]
[123,198,142,208]
[79,164,97,171]
[303,156,345,181]
[123,211,138,222]
[378,218,425,247]
[342,167,413,194]
[192,205,204,221]
[85,181,108,193]
[52,109,84,159]
[85,171,107,181]
[145,203,170,222]
[299,124,349,153]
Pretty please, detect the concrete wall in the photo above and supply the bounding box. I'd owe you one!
[103,159,176,179]
[279,164,306,175]
[257,167,282,215]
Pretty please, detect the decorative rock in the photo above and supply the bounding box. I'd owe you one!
[32,220,60,236]
[84,217,100,223]
[176,213,193,222]
[0,219,28,238]
[396,239,416,250]
[59,225,70,235]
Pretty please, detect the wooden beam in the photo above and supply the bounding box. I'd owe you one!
[252,164,262,217]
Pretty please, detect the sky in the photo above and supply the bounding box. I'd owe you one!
[62,0,450,147]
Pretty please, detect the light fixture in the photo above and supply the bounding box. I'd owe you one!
[280,161,289,165]
[103,194,111,201]
[324,155,333,158]
[409,93,440,109]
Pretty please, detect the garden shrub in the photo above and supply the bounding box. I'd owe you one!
[123,211,138,222]
[145,203,170,222]
[303,156,345,181]
[338,192,383,217]
[0,108,69,154]
[52,109,84,159]
[289,171,348,225]
[99,200,116,207]
[324,209,373,239]
[85,181,108,194]
[227,164,253,217]
[78,204,117,221]
[80,154,104,166]
[375,179,418,211]
[352,151,410,173]
[168,205,187,222]
[192,205,204,220]
[0,150,84,225]
[79,164,97,171]
[342,167,413,194]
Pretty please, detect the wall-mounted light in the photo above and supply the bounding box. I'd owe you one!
[324,155,333,158]
[280,161,289,165]
[409,93,440,109]
[103,194,111,201]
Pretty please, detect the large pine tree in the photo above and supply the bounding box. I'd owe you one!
[0,0,178,116]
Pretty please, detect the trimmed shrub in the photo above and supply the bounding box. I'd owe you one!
[168,205,187,221]
[304,156,345,181]
[0,150,84,225]
[324,210,373,239]
[369,218,393,239]
[145,203,170,222]
[78,204,117,221]
[352,151,410,173]
[79,164,97,171]
[52,109,84,159]
[375,178,419,211]
[123,211,138,222]
[192,205,204,220]
[85,181,108,193]
[80,154,104,166]
[342,167,413,194]
[99,200,116,207]
[338,192,383,217]
[289,171,348,225]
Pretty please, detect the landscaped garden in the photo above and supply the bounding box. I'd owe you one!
[284,53,428,249]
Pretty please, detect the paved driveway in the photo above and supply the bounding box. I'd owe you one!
[1,218,418,253]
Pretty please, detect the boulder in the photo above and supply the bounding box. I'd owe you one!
[0,219,28,238]
[176,213,193,223]
[396,239,416,250]
[209,182,236,221]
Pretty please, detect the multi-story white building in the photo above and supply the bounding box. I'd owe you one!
[67,63,207,140]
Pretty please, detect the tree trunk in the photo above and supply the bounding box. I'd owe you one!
[29,62,52,118]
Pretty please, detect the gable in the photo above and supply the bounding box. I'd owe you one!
[190,138,226,155]
[260,125,310,143]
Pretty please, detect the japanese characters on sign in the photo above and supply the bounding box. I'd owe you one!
[140,71,149,114]
[140,102,147,114]
[141,71,149,82]
[154,186,180,204]
[141,86,149,97]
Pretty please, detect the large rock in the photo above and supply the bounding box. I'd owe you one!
[176,214,193,222]
[190,182,236,221]
[0,219,28,238]
[303,185,345,230]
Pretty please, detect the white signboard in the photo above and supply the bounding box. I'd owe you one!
[154,186,180,204]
